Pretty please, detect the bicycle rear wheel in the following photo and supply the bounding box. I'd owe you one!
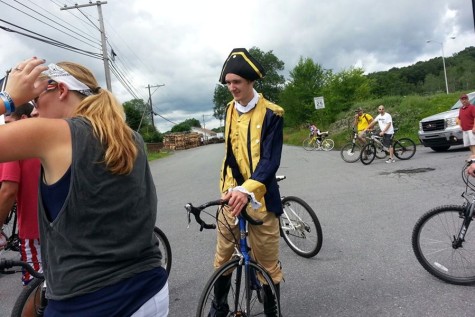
[280,196,322,258]
[360,144,376,165]
[302,137,315,151]
[412,205,475,285]
[196,258,280,317]
[11,277,46,317]
[394,138,416,160]
[340,142,362,163]
[321,139,334,151]
[154,227,172,275]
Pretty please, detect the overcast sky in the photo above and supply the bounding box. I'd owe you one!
[1,0,474,131]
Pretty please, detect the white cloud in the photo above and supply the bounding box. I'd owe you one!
[0,0,474,132]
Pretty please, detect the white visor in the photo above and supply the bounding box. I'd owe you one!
[42,64,93,96]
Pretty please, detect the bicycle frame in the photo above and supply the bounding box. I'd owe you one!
[234,215,262,312]
[185,200,269,315]
[454,192,475,249]
[280,201,307,235]
[367,133,385,148]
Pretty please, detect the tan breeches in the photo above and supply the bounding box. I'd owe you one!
[213,205,283,284]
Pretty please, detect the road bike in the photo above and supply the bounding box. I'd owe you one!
[0,226,172,317]
[340,128,363,163]
[277,175,322,258]
[302,131,334,151]
[360,129,416,165]
[185,200,281,317]
[0,203,20,258]
[411,162,475,285]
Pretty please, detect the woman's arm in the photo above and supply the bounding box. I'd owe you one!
[0,118,72,184]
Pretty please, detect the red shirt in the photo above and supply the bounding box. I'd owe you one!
[458,104,475,131]
[0,159,40,239]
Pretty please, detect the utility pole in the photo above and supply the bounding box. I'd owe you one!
[473,0,475,33]
[146,84,165,131]
[202,114,213,143]
[61,1,112,91]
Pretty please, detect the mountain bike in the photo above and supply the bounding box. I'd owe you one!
[0,226,172,317]
[302,132,334,151]
[411,162,475,285]
[340,128,363,163]
[277,175,322,258]
[360,129,416,165]
[185,200,281,317]
[0,203,20,258]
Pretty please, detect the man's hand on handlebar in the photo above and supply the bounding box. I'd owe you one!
[466,160,475,177]
[222,190,248,217]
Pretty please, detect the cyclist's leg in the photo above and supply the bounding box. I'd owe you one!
[20,238,43,286]
[17,238,43,317]
[214,206,239,269]
[382,134,394,161]
[356,131,367,146]
[248,208,282,316]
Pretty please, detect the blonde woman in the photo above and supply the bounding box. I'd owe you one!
[0,58,168,316]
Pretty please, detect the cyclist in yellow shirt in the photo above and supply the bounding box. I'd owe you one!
[354,107,373,145]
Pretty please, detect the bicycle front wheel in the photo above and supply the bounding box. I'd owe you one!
[302,137,315,151]
[11,277,45,317]
[360,144,376,165]
[154,227,172,275]
[340,142,362,163]
[412,205,475,285]
[280,196,322,258]
[394,138,416,160]
[321,139,334,151]
[196,258,280,317]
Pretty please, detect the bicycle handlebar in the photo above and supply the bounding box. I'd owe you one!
[185,199,263,231]
[0,259,44,279]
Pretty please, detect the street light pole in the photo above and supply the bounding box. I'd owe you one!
[426,40,449,94]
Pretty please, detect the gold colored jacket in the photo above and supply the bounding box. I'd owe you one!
[220,94,284,215]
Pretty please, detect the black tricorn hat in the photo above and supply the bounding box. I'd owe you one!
[219,48,266,84]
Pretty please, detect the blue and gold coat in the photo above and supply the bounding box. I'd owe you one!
[220,94,284,216]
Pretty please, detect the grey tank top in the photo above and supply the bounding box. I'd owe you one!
[39,117,162,300]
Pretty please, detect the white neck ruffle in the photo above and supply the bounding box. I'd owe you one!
[234,89,259,113]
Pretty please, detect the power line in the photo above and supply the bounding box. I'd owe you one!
[0,0,101,50]
[0,0,172,123]
[0,19,103,59]
[19,0,101,48]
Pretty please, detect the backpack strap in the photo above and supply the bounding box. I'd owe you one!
[364,114,371,124]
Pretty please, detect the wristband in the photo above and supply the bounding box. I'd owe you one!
[0,92,15,115]
[466,159,475,165]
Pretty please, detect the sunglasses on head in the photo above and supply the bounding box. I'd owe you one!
[31,80,59,108]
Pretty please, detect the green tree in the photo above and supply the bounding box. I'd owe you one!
[171,118,201,133]
[323,67,371,116]
[279,57,328,127]
[212,84,231,125]
[248,47,286,103]
[123,99,163,143]
[123,99,149,131]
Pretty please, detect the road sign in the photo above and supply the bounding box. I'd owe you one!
[314,96,325,109]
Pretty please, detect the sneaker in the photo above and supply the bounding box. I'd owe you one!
[385,158,395,164]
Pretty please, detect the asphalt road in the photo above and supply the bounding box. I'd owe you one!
[1,143,475,317]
